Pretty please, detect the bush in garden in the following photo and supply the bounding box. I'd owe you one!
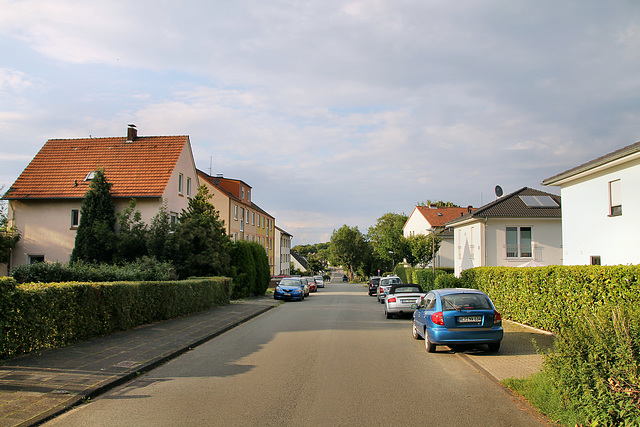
[249,242,270,296]
[230,241,255,299]
[434,273,462,289]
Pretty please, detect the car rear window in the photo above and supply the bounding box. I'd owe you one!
[441,294,492,311]
[280,279,301,286]
[391,286,422,294]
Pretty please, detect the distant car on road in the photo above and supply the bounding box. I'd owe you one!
[367,276,381,296]
[273,278,305,301]
[377,276,402,303]
[384,284,425,319]
[412,288,503,353]
[314,275,324,288]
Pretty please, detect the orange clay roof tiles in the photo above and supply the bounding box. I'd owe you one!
[4,136,189,200]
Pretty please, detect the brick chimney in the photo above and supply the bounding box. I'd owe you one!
[126,124,137,142]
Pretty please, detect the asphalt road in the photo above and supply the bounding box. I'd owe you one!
[45,280,544,426]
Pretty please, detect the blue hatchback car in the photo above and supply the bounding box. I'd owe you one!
[273,278,305,301]
[411,288,503,353]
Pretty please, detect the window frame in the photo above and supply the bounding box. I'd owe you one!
[506,226,533,258]
[186,177,191,197]
[71,209,80,228]
[178,173,184,195]
[609,179,622,217]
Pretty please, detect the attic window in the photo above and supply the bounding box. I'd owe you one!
[436,212,443,216]
[84,171,95,181]
[519,195,558,208]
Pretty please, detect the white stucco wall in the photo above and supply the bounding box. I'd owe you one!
[453,218,563,276]
[557,157,640,265]
[403,209,430,238]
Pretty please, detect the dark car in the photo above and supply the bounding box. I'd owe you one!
[367,276,381,296]
[412,288,503,353]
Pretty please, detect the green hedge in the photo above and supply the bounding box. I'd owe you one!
[460,265,640,332]
[0,277,231,360]
[460,265,640,424]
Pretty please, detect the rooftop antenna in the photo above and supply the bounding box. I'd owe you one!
[209,156,213,176]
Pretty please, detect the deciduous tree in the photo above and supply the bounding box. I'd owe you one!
[329,225,368,280]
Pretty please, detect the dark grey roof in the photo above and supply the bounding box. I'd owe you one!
[542,141,640,186]
[290,250,309,270]
[445,187,561,227]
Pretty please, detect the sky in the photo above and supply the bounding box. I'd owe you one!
[1,1,639,245]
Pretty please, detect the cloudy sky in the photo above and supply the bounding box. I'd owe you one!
[1,1,639,245]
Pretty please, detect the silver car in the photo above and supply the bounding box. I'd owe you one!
[314,275,324,288]
[377,276,403,303]
[384,284,425,319]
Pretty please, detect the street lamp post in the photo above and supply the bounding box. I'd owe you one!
[427,228,436,279]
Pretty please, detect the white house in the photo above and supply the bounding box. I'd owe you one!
[274,226,292,276]
[403,205,471,269]
[542,141,640,265]
[446,187,563,277]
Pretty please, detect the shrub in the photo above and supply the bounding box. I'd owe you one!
[543,303,640,425]
[230,241,255,299]
[10,258,177,284]
[249,242,270,296]
[0,277,231,359]
[413,269,447,291]
[434,273,462,289]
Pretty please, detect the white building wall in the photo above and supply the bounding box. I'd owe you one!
[403,209,430,238]
[453,218,563,276]
[559,158,640,265]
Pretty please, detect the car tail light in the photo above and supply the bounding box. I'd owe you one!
[387,297,396,303]
[493,310,502,324]
[431,311,444,326]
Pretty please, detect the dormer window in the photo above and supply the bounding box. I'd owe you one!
[241,187,245,199]
[84,171,95,181]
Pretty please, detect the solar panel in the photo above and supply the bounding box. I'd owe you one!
[519,195,559,208]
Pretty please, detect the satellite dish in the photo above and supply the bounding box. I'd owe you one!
[495,185,504,198]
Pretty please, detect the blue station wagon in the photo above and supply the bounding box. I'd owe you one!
[411,288,503,353]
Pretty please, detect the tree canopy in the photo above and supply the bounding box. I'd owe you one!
[367,212,410,267]
[329,225,368,280]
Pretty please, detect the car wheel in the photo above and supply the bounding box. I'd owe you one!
[412,321,422,340]
[385,310,392,319]
[425,333,436,353]
[487,342,500,352]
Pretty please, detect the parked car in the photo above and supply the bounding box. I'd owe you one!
[367,276,381,296]
[314,275,324,288]
[305,277,317,293]
[377,276,402,303]
[384,284,425,319]
[300,278,311,297]
[273,278,305,301]
[412,288,503,353]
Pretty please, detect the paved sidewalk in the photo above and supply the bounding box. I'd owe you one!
[0,297,281,427]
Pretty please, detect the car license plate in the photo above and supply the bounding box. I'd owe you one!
[459,316,482,323]
[284,292,291,296]
[401,299,415,303]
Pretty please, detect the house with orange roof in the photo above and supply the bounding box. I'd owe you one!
[197,170,277,274]
[403,205,472,269]
[2,125,199,269]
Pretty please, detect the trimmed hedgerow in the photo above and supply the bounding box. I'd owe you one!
[0,277,231,360]
[10,257,177,284]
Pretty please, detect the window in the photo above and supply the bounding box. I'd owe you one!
[178,173,184,194]
[186,177,191,197]
[609,179,622,216]
[246,210,249,224]
[252,212,255,225]
[233,233,238,242]
[170,212,179,227]
[506,226,532,258]
[234,205,238,220]
[84,171,95,181]
[591,256,601,265]
[240,219,244,232]
[241,187,245,199]
[28,255,44,264]
[71,209,80,228]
